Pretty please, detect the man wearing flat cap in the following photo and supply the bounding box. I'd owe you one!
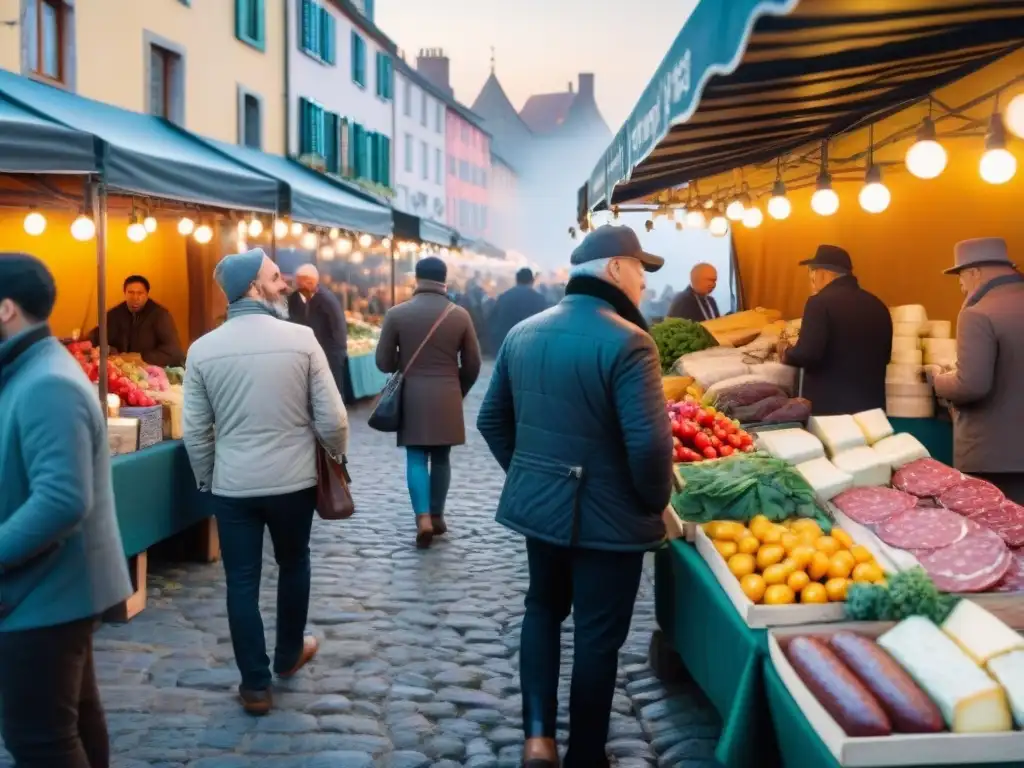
[182,248,349,715]
[478,225,673,767]
[778,245,892,415]
[927,238,1024,502]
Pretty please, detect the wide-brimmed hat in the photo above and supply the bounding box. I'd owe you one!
[798,245,852,274]
[944,237,1015,275]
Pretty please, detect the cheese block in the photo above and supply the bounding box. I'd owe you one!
[886,395,935,419]
[852,408,894,445]
[755,428,825,465]
[892,336,921,354]
[923,338,958,366]
[878,616,1013,733]
[886,363,923,384]
[986,651,1024,727]
[891,348,924,365]
[941,599,1024,666]
[893,321,926,338]
[924,320,952,339]
[807,414,867,457]
[831,445,892,487]
[886,381,933,398]
[891,304,928,324]
[795,457,854,501]
[872,432,930,469]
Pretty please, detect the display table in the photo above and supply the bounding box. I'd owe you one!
[347,351,388,400]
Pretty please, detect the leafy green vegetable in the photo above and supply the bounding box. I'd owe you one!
[845,568,958,624]
[650,318,718,374]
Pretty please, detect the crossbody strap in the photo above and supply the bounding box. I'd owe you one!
[403,303,456,376]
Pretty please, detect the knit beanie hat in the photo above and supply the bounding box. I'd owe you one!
[214,248,266,304]
[0,252,57,321]
[415,256,447,283]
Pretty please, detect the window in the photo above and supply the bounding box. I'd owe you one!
[459,160,469,181]
[298,97,325,158]
[435,148,442,184]
[375,52,393,100]
[420,90,427,126]
[461,122,468,142]
[421,140,429,180]
[404,133,413,173]
[403,80,412,117]
[299,0,334,64]
[339,118,351,176]
[148,43,184,125]
[31,0,64,82]
[448,156,455,175]
[351,31,366,86]
[235,0,265,51]
[239,90,262,149]
[435,103,443,134]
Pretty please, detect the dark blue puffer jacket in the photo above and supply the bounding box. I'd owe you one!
[477,292,673,552]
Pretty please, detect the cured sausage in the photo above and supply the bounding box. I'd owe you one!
[917,522,1012,593]
[892,458,962,498]
[875,507,968,551]
[829,632,945,733]
[992,550,1024,593]
[939,478,1005,516]
[786,636,892,737]
[970,501,1024,548]
[832,487,918,526]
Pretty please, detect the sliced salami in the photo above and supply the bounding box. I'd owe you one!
[892,458,962,498]
[876,507,969,551]
[992,550,1024,593]
[969,501,1024,548]
[938,478,1005,516]
[917,522,1011,593]
[832,487,918,526]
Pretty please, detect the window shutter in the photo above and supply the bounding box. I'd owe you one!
[298,97,309,155]
[300,0,311,51]
[352,123,364,177]
[313,103,325,156]
[235,0,245,41]
[321,9,335,64]
[382,136,391,186]
[324,112,338,172]
[256,0,266,46]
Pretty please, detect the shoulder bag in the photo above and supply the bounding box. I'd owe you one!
[368,303,456,433]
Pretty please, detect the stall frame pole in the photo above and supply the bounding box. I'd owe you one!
[92,179,109,414]
[389,238,396,309]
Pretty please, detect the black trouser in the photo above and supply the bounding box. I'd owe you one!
[211,487,316,691]
[519,538,645,768]
[0,617,108,767]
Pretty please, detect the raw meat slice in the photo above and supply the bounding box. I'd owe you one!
[892,458,962,498]
[917,522,1012,593]
[876,507,969,551]
[970,501,1024,549]
[992,551,1024,593]
[939,478,1005,516]
[832,486,918,525]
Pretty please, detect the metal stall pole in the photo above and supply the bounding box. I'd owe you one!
[389,237,397,308]
[270,205,279,262]
[92,180,110,412]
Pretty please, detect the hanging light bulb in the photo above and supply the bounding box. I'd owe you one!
[742,206,763,229]
[905,116,947,179]
[177,216,195,235]
[673,207,686,223]
[381,237,392,249]
[245,216,263,237]
[980,113,1017,185]
[1006,93,1024,140]
[193,224,213,244]
[703,198,715,210]
[810,141,839,216]
[319,244,336,261]
[336,237,353,255]
[127,213,147,242]
[859,165,891,214]
[685,209,706,229]
[329,227,340,240]
[301,231,318,250]
[358,233,373,248]
[708,208,729,237]
[143,214,158,233]
[725,199,745,221]
[272,219,288,238]
[290,221,304,237]
[23,209,46,236]
[767,179,791,220]
[71,213,96,241]
[350,251,365,264]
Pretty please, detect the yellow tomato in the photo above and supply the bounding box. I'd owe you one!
[714,540,738,559]
[762,563,790,586]
[710,521,746,542]
[737,536,761,555]
[852,562,883,583]
[759,527,785,545]
[779,558,798,576]
[791,519,824,538]
[789,545,816,569]
[755,544,786,571]
[740,573,767,603]
[827,551,855,580]
[808,551,831,581]
[764,584,796,605]
[850,545,874,564]
[787,570,810,593]
[825,577,850,602]
[749,515,773,537]
[801,583,829,604]
[780,532,800,554]
[831,528,854,550]
[814,536,840,556]
[728,553,756,579]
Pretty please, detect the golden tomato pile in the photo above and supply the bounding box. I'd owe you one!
[703,516,886,606]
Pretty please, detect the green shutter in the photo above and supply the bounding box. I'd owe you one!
[235,0,245,41]
[298,98,309,155]
[381,135,391,186]
[320,8,335,64]
[256,0,265,47]
[300,0,312,52]
[352,123,364,177]
[324,112,338,173]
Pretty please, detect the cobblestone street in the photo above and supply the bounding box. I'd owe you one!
[1,364,722,768]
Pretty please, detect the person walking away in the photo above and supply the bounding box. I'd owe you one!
[489,268,549,352]
[87,274,185,367]
[0,253,133,767]
[288,264,349,400]
[477,225,674,767]
[668,263,721,322]
[183,248,348,715]
[376,257,482,548]
[926,238,1024,503]
[777,245,891,415]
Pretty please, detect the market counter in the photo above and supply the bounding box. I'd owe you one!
[891,416,953,467]
[347,351,389,400]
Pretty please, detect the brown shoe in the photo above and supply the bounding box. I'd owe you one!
[431,514,448,536]
[277,635,319,679]
[416,515,434,549]
[239,687,272,716]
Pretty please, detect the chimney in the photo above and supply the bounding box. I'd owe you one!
[568,81,573,93]
[416,48,453,97]
[578,73,595,102]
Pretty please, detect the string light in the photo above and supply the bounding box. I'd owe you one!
[810,141,839,217]
[247,216,264,237]
[290,221,304,236]
[71,213,96,241]
[980,112,1017,185]
[301,231,318,250]
[725,199,745,221]
[673,208,686,223]
[336,237,353,255]
[741,206,763,229]
[767,161,791,220]
[859,126,891,214]
[177,216,195,235]
[194,224,213,244]
[273,219,289,238]
[143,214,158,233]
[358,233,373,248]
[685,209,706,229]
[127,213,147,242]
[708,204,729,237]
[319,244,336,261]
[23,209,46,236]
[1006,92,1024,139]
[905,114,947,180]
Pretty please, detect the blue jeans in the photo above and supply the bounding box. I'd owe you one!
[211,487,316,691]
[406,446,452,517]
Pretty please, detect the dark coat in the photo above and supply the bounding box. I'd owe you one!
[489,284,549,350]
[477,278,674,552]
[88,300,184,367]
[376,283,482,447]
[288,287,348,365]
[784,275,892,416]
[667,287,720,323]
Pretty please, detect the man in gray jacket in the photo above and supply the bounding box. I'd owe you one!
[0,253,132,765]
[183,248,349,715]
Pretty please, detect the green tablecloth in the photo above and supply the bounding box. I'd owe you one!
[348,351,389,400]
[891,417,953,467]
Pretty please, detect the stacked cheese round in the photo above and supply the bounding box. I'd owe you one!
[887,305,933,418]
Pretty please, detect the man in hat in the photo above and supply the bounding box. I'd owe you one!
[477,225,674,767]
[0,253,132,764]
[778,245,892,415]
[182,248,349,715]
[488,267,550,352]
[288,263,349,399]
[926,238,1024,502]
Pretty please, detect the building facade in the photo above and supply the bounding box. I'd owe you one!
[488,153,519,251]
[393,64,447,224]
[286,0,393,193]
[1,0,287,154]
[445,108,490,241]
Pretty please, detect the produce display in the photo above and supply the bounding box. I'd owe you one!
[347,318,380,356]
[666,399,754,462]
[701,378,810,425]
[650,318,719,374]
[65,341,160,407]
[844,567,957,624]
[702,516,884,605]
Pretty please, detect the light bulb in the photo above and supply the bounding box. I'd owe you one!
[767,195,791,220]
[177,217,195,235]
[301,231,318,250]
[329,227,340,240]
[673,208,686,223]
[906,138,947,179]
[193,224,213,244]
[336,238,353,255]
[290,221,304,236]
[685,210,706,229]
[247,218,264,237]
[143,215,158,233]
[381,237,391,249]
[23,211,46,236]
[319,244,336,261]
[725,200,745,221]
[811,187,839,217]
[70,215,96,241]
[273,219,289,238]
[980,148,1017,185]
[708,216,729,237]
[127,222,147,242]
[741,207,763,229]
[1007,93,1024,140]
[358,233,373,248]
[859,182,891,214]
[350,251,364,264]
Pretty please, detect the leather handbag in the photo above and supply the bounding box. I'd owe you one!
[316,444,355,520]
[368,303,455,433]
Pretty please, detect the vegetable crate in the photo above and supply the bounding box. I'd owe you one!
[120,405,163,450]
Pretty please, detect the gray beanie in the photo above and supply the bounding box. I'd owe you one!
[215,248,266,303]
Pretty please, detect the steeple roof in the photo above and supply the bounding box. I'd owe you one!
[471,71,533,160]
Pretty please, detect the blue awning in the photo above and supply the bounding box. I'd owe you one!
[419,218,458,248]
[0,71,279,212]
[203,139,392,235]
[0,93,97,174]
[584,0,1024,208]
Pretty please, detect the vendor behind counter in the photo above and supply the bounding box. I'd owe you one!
[88,275,185,367]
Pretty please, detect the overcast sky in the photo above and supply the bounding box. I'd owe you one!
[376,0,699,131]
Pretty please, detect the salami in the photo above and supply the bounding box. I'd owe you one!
[892,458,962,498]
[875,507,969,551]
[938,478,1005,516]
[916,522,1012,593]
[969,501,1024,548]
[992,550,1024,593]
[832,487,918,526]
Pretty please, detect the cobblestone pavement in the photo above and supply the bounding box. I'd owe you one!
[1,363,722,768]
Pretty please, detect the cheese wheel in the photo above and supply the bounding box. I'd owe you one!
[886,395,935,418]
[886,381,933,398]
[922,338,957,355]
[891,304,928,324]
[924,320,952,339]
[891,348,924,365]
[893,321,925,338]
[892,336,920,354]
[886,363,923,383]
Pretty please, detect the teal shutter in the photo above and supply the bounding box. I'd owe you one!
[324,112,339,172]
[300,0,312,52]
[234,0,245,41]
[352,123,364,177]
[255,0,265,47]
[381,135,391,186]
[298,98,309,155]
[320,8,335,64]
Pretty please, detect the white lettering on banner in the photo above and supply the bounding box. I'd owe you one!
[607,142,624,182]
[629,49,692,157]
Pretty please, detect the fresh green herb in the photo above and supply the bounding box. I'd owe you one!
[650,318,718,374]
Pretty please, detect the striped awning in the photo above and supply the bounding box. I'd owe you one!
[587,0,1024,209]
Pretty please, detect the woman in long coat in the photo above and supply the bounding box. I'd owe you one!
[376,257,482,548]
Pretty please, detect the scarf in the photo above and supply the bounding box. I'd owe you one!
[965,272,1024,308]
[226,297,285,320]
[565,276,650,333]
[0,324,52,381]
[414,280,447,297]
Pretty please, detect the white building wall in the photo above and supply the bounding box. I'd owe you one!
[393,70,447,224]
